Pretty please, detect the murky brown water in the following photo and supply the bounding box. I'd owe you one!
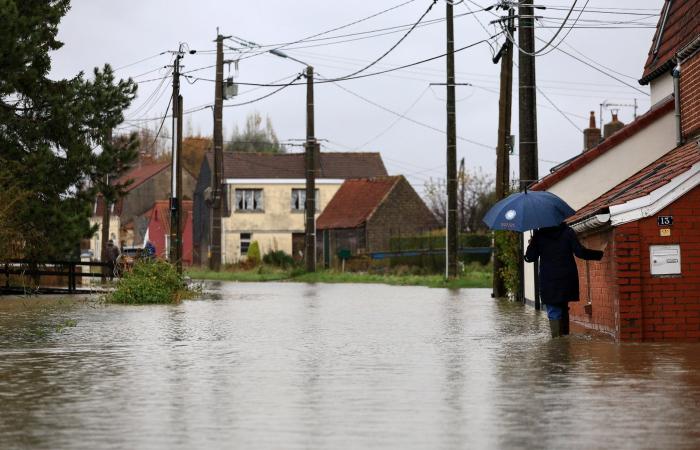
[1,283,700,449]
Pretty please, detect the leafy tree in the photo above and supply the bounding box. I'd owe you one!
[424,160,497,233]
[182,135,212,178]
[0,0,137,260]
[0,170,30,260]
[226,112,286,153]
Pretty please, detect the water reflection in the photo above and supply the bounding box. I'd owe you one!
[1,285,700,449]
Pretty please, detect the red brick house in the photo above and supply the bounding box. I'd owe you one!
[530,1,700,341]
[315,176,439,267]
[568,141,700,341]
[91,161,197,256]
[145,200,194,265]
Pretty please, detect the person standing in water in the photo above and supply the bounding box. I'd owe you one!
[524,222,604,337]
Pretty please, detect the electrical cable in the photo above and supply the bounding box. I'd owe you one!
[236,0,419,54]
[532,0,590,57]
[222,73,304,108]
[531,0,579,55]
[325,77,494,149]
[114,51,168,71]
[149,94,173,153]
[354,85,431,150]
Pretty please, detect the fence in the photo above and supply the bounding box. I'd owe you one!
[0,259,111,294]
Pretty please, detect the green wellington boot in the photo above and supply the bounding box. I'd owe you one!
[549,320,561,338]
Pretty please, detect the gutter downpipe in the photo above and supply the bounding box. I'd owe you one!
[672,61,683,146]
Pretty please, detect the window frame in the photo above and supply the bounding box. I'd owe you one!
[234,188,264,212]
[290,188,320,212]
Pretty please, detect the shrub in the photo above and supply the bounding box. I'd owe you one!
[107,259,197,304]
[494,230,520,298]
[247,241,261,266]
[262,250,295,268]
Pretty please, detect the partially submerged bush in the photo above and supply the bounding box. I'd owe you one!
[262,250,295,268]
[108,259,198,304]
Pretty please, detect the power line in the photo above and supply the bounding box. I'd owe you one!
[326,77,494,149]
[228,0,420,61]
[149,94,173,153]
[222,73,304,108]
[324,0,439,81]
[354,85,432,150]
[114,51,168,71]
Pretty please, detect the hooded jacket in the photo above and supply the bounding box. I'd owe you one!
[524,223,603,305]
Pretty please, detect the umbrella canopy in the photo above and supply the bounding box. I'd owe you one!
[482,191,576,232]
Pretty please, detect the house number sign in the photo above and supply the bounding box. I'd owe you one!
[657,216,673,226]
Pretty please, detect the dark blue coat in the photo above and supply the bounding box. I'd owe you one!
[524,224,603,305]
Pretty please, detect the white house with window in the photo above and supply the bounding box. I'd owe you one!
[194,151,388,265]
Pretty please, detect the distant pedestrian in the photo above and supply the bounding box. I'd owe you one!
[106,239,120,280]
[524,223,604,337]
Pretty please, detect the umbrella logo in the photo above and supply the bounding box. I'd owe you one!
[504,209,517,220]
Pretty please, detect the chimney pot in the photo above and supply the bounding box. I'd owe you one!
[583,111,601,152]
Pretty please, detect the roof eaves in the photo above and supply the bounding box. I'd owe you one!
[608,160,700,227]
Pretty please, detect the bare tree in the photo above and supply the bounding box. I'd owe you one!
[424,160,496,233]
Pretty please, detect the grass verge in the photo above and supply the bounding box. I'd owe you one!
[188,266,492,289]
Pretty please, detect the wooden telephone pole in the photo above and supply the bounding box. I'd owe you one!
[518,0,540,307]
[305,66,317,273]
[445,0,458,279]
[169,46,184,273]
[210,33,225,271]
[493,7,514,299]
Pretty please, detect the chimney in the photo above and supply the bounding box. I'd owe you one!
[603,112,625,139]
[582,111,601,152]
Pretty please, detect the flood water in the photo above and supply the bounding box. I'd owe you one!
[1,282,700,449]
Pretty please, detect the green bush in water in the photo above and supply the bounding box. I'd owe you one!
[108,259,196,304]
[262,250,296,268]
[247,241,261,266]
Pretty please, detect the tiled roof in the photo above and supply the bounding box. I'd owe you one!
[115,161,171,192]
[569,141,700,223]
[150,200,193,235]
[206,151,388,179]
[94,162,171,217]
[531,97,674,192]
[316,177,401,229]
[640,0,700,84]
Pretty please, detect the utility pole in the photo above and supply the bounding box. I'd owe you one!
[493,6,514,299]
[170,45,184,272]
[210,33,224,271]
[518,0,539,307]
[445,0,458,279]
[100,129,113,281]
[305,66,317,273]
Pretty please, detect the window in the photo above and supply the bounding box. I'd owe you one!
[235,189,264,212]
[240,233,251,256]
[291,189,319,211]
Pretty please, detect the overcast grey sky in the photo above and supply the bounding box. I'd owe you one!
[50,0,662,193]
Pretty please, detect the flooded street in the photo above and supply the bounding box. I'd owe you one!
[1,282,700,449]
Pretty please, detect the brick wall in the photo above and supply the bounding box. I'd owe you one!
[681,51,700,138]
[614,222,643,341]
[366,177,439,252]
[635,185,700,341]
[573,229,618,338]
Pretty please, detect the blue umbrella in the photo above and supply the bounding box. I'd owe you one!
[482,191,576,232]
